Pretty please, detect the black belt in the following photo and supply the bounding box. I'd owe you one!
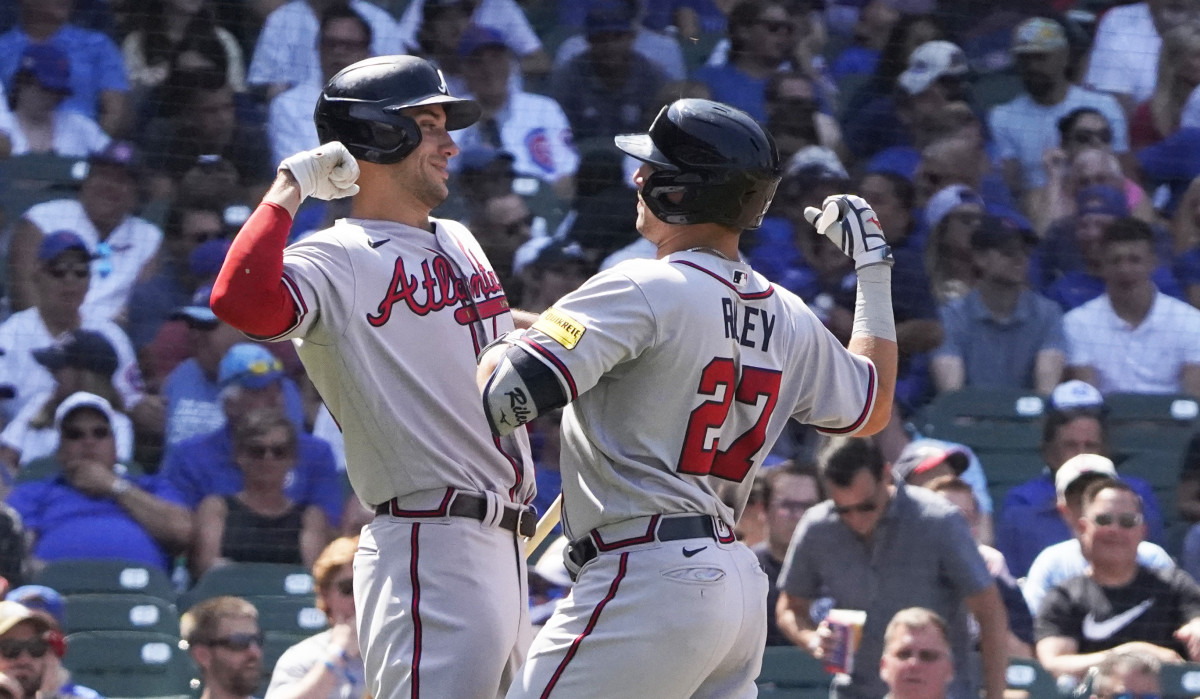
[566,515,726,571]
[375,493,538,538]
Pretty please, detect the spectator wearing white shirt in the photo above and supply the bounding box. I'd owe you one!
[1084,1,1200,115]
[248,0,402,100]
[268,4,373,168]
[7,43,109,157]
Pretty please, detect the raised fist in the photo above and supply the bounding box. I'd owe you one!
[804,194,893,270]
[280,141,361,201]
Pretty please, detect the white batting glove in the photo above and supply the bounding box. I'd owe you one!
[279,141,360,201]
[804,194,893,270]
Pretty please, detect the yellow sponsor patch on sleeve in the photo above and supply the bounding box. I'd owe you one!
[533,307,586,349]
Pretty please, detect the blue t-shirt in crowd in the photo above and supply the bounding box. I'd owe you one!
[0,25,128,119]
[692,62,768,123]
[162,358,307,448]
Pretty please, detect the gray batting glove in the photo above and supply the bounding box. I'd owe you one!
[280,141,361,201]
[804,194,894,270]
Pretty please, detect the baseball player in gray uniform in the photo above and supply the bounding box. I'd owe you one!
[477,98,899,698]
[211,56,537,699]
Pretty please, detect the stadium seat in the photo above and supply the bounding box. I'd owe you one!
[975,450,1046,488]
[254,595,328,636]
[755,644,831,692]
[261,631,309,696]
[1156,661,1200,698]
[64,594,180,635]
[915,387,1046,453]
[179,562,314,611]
[1115,450,1185,491]
[1104,392,1200,456]
[63,630,196,698]
[32,559,176,601]
[1005,657,1061,697]
[0,154,86,228]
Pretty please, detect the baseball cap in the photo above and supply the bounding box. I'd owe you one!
[189,240,230,279]
[897,40,968,96]
[892,439,969,482]
[585,0,635,36]
[218,343,284,389]
[172,284,218,326]
[32,330,119,377]
[7,586,65,629]
[924,184,984,231]
[459,146,516,175]
[970,215,1036,252]
[0,601,51,637]
[17,43,71,93]
[457,24,507,57]
[1054,453,1117,497]
[784,146,849,179]
[1050,379,1105,412]
[53,391,118,431]
[531,240,590,269]
[88,140,141,174]
[1076,185,1128,218]
[1011,17,1068,54]
[37,230,93,263]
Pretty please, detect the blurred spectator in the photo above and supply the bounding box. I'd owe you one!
[395,0,551,81]
[995,381,1167,578]
[932,215,1066,395]
[8,142,162,323]
[1064,217,1200,396]
[0,0,130,136]
[990,17,1129,203]
[160,344,341,525]
[878,607,955,699]
[268,4,372,169]
[922,184,986,304]
[692,0,798,122]
[160,305,306,447]
[517,240,594,314]
[556,144,639,266]
[894,438,995,543]
[1172,174,1200,257]
[913,133,1020,224]
[839,12,945,124]
[408,0,473,87]
[5,392,193,572]
[121,0,245,114]
[466,190,533,296]
[765,70,845,164]
[638,0,729,38]
[184,596,263,699]
[5,44,108,157]
[264,536,363,698]
[141,69,273,203]
[0,233,145,426]
[548,0,668,142]
[754,461,821,647]
[1046,109,1157,222]
[1084,0,1199,114]
[0,600,82,699]
[5,585,99,698]
[843,39,969,161]
[1035,479,1200,679]
[1131,24,1200,148]
[127,200,229,361]
[191,409,330,577]
[828,0,897,84]
[248,0,400,101]
[0,330,135,471]
[454,25,578,199]
[1030,146,1155,236]
[1022,455,1174,617]
[553,0,685,81]
[775,437,1007,699]
[1086,648,1163,699]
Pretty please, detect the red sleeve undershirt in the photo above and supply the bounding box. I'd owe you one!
[211,201,299,338]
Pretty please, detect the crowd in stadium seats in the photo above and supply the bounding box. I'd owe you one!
[4,0,1200,695]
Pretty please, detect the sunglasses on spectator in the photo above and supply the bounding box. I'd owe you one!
[1090,512,1142,529]
[833,500,878,516]
[63,426,112,441]
[1072,128,1113,146]
[890,648,945,663]
[242,443,292,459]
[0,638,48,659]
[205,632,264,651]
[333,578,354,596]
[757,19,794,34]
[45,265,89,280]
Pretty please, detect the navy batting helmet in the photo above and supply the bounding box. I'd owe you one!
[614,99,782,230]
[314,55,481,164]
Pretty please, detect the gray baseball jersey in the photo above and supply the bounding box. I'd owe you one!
[509,249,878,538]
[266,216,535,505]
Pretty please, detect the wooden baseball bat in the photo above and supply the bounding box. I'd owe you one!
[525,493,562,558]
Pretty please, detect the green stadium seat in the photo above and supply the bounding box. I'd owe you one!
[0,154,86,227]
[976,450,1046,488]
[33,559,176,601]
[755,644,832,691]
[260,631,309,696]
[1005,657,1061,696]
[254,595,328,636]
[1104,393,1200,456]
[180,562,314,611]
[64,594,180,635]
[1156,661,1200,698]
[915,387,1046,453]
[63,630,196,698]
[1115,450,1185,491]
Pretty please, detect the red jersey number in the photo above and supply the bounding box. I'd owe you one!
[678,359,782,482]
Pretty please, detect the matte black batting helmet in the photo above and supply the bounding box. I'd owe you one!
[614,99,782,230]
[314,55,481,164]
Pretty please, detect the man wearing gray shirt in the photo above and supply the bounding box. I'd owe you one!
[776,437,1009,699]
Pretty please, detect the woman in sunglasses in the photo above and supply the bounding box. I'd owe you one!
[191,408,329,579]
[266,536,363,699]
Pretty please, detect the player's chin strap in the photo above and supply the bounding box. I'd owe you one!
[480,332,568,437]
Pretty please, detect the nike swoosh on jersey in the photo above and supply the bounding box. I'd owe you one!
[682,546,707,558]
[368,238,388,248]
[1081,599,1155,641]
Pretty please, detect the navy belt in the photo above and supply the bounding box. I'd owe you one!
[566,515,729,572]
[375,493,537,538]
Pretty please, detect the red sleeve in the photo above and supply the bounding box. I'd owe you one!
[211,202,299,337]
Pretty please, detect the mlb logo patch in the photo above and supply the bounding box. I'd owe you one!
[732,270,747,285]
